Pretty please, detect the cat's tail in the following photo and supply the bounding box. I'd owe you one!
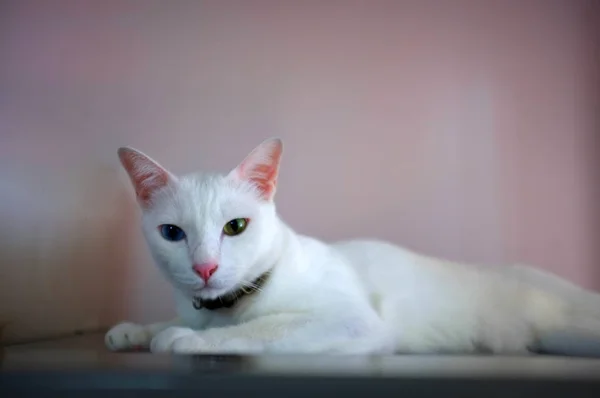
[515,264,600,357]
[535,320,600,357]
[509,263,600,318]
[533,300,600,357]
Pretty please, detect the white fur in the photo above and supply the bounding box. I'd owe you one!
[106,139,600,355]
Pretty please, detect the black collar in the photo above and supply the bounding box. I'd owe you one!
[192,272,271,311]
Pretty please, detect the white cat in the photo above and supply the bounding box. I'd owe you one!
[106,138,600,355]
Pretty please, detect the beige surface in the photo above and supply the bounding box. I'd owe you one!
[1,0,598,344]
[3,333,600,379]
[5,333,107,352]
[2,333,174,371]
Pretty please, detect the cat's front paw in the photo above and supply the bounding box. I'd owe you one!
[105,322,151,351]
[150,326,206,354]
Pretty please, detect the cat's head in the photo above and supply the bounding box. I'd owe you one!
[118,138,283,300]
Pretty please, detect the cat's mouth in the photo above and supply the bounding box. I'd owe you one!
[186,278,228,296]
[192,285,227,299]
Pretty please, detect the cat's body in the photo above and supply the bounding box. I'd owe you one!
[106,138,600,355]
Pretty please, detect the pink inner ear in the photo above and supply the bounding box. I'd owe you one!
[247,165,276,199]
[237,139,282,201]
[133,167,169,205]
[119,149,170,208]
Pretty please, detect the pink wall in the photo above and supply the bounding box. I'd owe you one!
[0,0,598,343]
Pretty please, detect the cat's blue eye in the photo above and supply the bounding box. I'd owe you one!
[159,224,186,242]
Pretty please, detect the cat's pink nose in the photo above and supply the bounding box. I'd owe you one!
[192,263,218,282]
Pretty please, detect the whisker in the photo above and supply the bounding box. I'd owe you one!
[239,278,264,294]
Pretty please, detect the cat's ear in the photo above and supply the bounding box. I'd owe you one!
[117,147,176,208]
[228,138,283,201]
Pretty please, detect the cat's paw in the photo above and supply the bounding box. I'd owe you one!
[150,326,206,354]
[105,322,151,351]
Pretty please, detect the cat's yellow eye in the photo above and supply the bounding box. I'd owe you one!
[223,218,248,236]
